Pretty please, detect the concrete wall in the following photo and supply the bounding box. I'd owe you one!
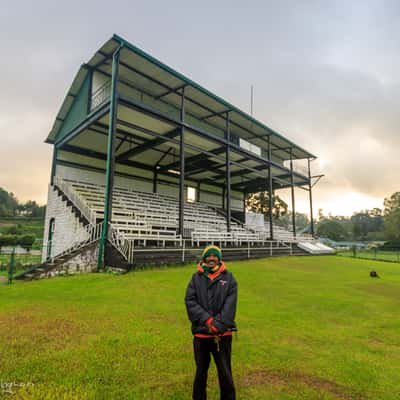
[42,185,90,262]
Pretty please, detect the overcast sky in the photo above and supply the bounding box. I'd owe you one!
[1,0,399,216]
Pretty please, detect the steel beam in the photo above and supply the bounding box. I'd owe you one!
[200,109,232,121]
[153,170,158,193]
[116,127,180,161]
[268,136,274,240]
[225,113,231,232]
[179,87,185,236]
[117,94,303,179]
[155,146,174,168]
[159,146,226,172]
[50,147,58,186]
[155,84,187,100]
[243,191,247,222]
[308,158,315,237]
[55,102,110,149]
[98,46,121,271]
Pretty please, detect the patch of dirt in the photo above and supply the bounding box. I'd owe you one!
[356,283,400,301]
[240,369,367,400]
[0,307,88,350]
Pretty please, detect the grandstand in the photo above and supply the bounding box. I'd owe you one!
[16,34,333,280]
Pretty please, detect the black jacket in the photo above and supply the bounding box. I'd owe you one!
[185,263,238,335]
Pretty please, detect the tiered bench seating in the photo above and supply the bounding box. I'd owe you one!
[60,178,261,247]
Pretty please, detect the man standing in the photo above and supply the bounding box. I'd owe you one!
[185,245,238,400]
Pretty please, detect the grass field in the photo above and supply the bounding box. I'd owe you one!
[1,255,400,399]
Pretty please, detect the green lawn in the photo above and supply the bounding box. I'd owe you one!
[1,256,400,399]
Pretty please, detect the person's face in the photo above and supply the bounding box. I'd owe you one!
[205,254,219,268]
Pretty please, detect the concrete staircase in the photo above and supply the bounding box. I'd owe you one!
[14,241,99,281]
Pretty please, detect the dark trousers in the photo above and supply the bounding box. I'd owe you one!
[192,336,235,400]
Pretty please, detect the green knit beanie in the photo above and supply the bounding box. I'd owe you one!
[202,245,222,261]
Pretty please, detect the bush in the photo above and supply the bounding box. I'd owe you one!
[18,235,36,251]
[0,234,36,252]
[0,234,18,250]
[379,240,400,250]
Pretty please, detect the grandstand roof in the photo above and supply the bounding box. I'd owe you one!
[47,34,317,194]
[47,34,315,161]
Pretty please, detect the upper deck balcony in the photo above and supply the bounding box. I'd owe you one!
[88,73,309,179]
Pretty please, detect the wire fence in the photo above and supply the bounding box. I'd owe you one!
[0,248,42,274]
[336,247,400,263]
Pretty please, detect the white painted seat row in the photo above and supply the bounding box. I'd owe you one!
[58,178,257,246]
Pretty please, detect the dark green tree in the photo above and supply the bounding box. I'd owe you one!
[245,192,288,218]
[351,208,383,240]
[18,235,36,251]
[383,192,400,241]
[19,200,46,217]
[0,235,18,251]
[316,220,349,241]
[0,188,18,217]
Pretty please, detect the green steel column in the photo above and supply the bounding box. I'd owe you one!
[308,158,315,237]
[197,182,201,202]
[50,147,58,186]
[290,149,296,238]
[243,191,247,222]
[267,136,274,240]
[97,46,122,271]
[225,112,231,232]
[178,87,185,237]
[153,170,158,193]
[8,247,15,284]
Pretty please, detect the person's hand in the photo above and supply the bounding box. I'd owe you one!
[210,324,219,334]
[205,317,219,334]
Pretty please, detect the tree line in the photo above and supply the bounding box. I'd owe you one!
[0,187,45,218]
[246,191,400,245]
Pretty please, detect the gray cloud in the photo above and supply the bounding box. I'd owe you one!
[1,0,399,212]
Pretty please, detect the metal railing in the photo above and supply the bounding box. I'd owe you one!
[108,224,134,264]
[283,160,308,177]
[90,81,111,111]
[53,178,136,263]
[131,239,292,263]
[45,222,103,262]
[54,177,97,225]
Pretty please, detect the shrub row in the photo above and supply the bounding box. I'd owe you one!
[0,234,36,250]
